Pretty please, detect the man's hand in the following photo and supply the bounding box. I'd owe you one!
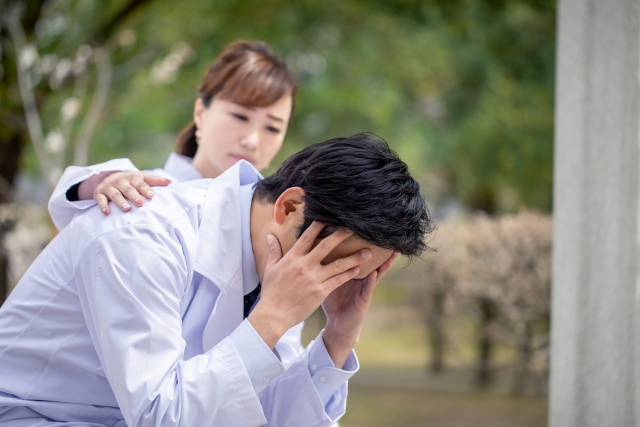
[322,251,398,368]
[77,171,171,214]
[248,222,372,349]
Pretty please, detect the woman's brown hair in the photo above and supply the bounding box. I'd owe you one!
[176,40,297,157]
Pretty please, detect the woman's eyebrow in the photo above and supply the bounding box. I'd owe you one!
[233,105,284,122]
[267,114,284,122]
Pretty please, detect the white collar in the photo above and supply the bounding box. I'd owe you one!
[163,152,203,183]
[194,160,262,287]
[191,160,263,351]
[239,183,260,295]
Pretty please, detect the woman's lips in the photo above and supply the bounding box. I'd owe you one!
[230,154,255,164]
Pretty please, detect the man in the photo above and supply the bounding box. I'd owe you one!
[0,133,433,426]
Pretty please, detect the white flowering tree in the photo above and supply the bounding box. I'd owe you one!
[0,0,154,303]
[4,3,119,188]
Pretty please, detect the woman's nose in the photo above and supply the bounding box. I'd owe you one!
[239,129,259,151]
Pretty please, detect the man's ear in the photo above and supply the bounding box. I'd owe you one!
[193,98,206,130]
[273,187,306,225]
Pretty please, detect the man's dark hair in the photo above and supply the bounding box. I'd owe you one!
[254,132,434,257]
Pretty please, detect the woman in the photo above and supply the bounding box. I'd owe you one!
[49,39,296,229]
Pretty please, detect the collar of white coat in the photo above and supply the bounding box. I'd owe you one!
[163,152,204,182]
[194,160,263,290]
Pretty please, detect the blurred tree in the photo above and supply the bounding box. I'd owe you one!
[411,222,469,373]
[433,0,555,213]
[0,0,154,303]
[0,0,556,302]
[413,212,551,393]
[0,0,154,188]
[352,0,555,212]
[37,0,554,216]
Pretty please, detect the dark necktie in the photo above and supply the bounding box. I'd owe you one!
[243,283,261,319]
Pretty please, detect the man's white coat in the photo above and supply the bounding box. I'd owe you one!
[0,161,354,427]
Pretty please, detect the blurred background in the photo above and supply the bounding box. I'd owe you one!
[0,0,555,425]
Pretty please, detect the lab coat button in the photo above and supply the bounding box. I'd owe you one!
[319,376,327,383]
[311,364,318,371]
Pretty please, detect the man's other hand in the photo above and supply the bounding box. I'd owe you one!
[322,251,398,368]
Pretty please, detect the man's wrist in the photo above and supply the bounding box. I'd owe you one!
[323,322,359,349]
[322,324,358,369]
[247,304,289,349]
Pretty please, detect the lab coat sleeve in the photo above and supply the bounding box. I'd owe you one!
[275,322,305,368]
[74,224,268,427]
[276,322,359,407]
[257,328,359,426]
[306,330,358,408]
[228,320,286,394]
[48,158,139,231]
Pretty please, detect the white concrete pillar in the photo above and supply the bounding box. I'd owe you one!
[550,0,640,426]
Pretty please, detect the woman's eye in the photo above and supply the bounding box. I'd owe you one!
[232,113,248,121]
[266,126,281,134]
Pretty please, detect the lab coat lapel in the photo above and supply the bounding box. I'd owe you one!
[196,161,262,352]
[201,275,243,352]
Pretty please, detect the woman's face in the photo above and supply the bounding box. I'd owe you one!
[192,93,293,178]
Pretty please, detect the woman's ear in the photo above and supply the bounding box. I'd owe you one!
[193,98,206,130]
[273,187,306,225]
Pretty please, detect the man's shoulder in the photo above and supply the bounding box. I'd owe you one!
[69,179,213,250]
[154,178,213,212]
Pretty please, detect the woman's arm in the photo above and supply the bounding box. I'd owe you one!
[77,170,171,214]
[48,159,170,230]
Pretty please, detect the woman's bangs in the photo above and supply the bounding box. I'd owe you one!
[218,59,294,107]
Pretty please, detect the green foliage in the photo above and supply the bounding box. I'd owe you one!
[12,0,555,213]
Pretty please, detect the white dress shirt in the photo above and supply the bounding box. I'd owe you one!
[1,161,358,427]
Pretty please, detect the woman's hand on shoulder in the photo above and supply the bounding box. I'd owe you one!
[78,171,171,214]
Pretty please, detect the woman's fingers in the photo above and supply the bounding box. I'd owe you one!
[94,185,130,212]
[91,172,172,214]
[142,173,171,189]
[95,193,110,215]
[103,186,131,211]
[130,177,154,201]
[131,174,171,200]
[119,184,144,207]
